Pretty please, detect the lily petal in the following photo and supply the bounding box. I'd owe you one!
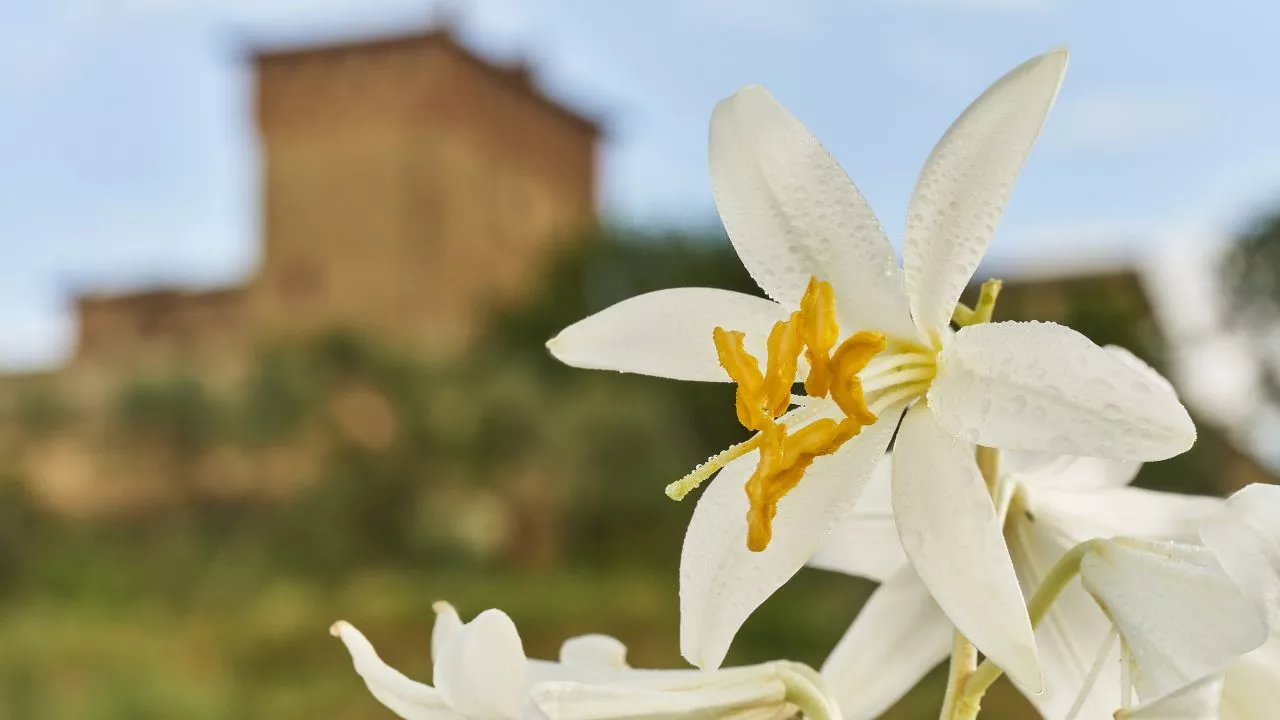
[1026,485,1222,544]
[1080,538,1269,700]
[808,453,906,582]
[330,621,457,720]
[902,48,1067,337]
[708,85,917,340]
[1007,512,1118,720]
[820,565,952,720]
[892,404,1041,691]
[530,676,790,720]
[1222,632,1280,720]
[929,321,1196,461]
[434,609,529,720]
[432,601,464,666]
[1106,344,1176,395]
[559,635,630,671]
[680,409,900,670]
[548,288,790,382]
[1200,483,1280,627]
[1012,453,1142,492]
[1116,674,1226,720]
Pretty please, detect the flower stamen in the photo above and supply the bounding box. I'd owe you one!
[705,277,899,552]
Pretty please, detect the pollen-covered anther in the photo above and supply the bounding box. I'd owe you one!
[798,277,839,397]
[828,331,886,425]
[706,276,888,552]
[745,418,848,551]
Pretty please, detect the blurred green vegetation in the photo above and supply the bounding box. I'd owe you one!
[1225,211,1280,406]
[0,228,1230,719]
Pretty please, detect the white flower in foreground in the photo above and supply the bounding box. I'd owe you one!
[1075,484,1280,716]
[331,601,841,720]
[547,46,1196,682]
[813,441,1221,720]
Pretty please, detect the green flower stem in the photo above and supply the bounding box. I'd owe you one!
[977,445,1001,499]
[939,629,980,720]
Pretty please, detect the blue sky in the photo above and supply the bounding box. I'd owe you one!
[2,0,1280,369]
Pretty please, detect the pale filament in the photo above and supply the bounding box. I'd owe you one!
[861,365,937,395]
[867,382,932,416]
[861,351,935,378]
[1064,627,1119,720]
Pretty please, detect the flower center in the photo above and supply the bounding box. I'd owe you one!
[666,277,937,552]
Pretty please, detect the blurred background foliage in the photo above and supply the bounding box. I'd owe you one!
[1225,211,1280,407]
[0,226,1262,719]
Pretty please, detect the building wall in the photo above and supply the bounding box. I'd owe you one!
[74,288,248,374]
[249,30,597,355]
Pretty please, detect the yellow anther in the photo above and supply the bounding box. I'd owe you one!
[713,327,769,431]
[762,318,803,418]
[704,278,891,553]
[798,278,839,398]
[745,417,859,552]
[829,331,886,425]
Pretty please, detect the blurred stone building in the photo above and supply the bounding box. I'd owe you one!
[0,26,598,517]
[72,26,597,381]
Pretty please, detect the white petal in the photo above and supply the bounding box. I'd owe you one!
[679,410,900,670]
[432,601,464,666]
[529,676,789,720]
[708,85,917,339]
[820,565,952,720]
[559,635,630,671]
[1200,483,1280,627]
[1080,538,1269,700]
[807,453,906,582]
[1007,514,1119,720]
[902,49,1067,337]
[1117,674,1226,720]
[892,405,1041,691]
[1026,486,1222,544]
[434,609,529,720]
[1013,453,1142,492]
[1222,632,1280,720]
[547,288,790,382]
[1106,344,1176,395]
[930,321,1196,461]
[330,621,457,720]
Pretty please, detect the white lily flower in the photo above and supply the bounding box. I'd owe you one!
[1078,538,1266,709]
[1074,485,1280,715]
[815,441,1221,720]
[547,47,1195,682]
[331,601,841,720]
